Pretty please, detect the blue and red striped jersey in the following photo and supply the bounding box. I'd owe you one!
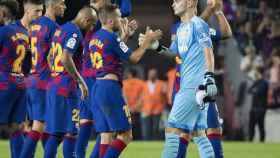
[47,22,83,97]
[89,29,132,82]
[82,29,97,78]
[0,21,29,90]
[27,16,59,90]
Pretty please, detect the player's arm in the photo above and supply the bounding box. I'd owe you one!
[61,33,88,99]
[129,27,162,63]
[200,0,232,39]
[213,1,232,39]
[196,22,217,97]
[138,32,177,59]
[61,50,88,99]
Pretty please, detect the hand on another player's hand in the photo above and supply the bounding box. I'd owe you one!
[204,72,218,97]
[128,19,138,37]
[78,79,89,100]
[138,26,162,50]
[120,18,130,41]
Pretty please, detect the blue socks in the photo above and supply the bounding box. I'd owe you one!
[76,122,93,158]
[44,134,62,158]
[41,132,50,149]
[63,136,77,158]
[103,139,127,158]
[20,130,41,158]
[162,133,189,158]
[208,134,224,158]
[10,131,24,158]
[193,136,215,158]
[177,137,188,158]
[90,135,101,158]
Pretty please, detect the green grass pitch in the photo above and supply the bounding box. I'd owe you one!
[0,141,279,158]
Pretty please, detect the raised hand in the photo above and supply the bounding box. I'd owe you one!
[128,19,138,37]
[138,26,162,50]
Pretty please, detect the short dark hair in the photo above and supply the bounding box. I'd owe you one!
[98,3,119,24]
[23,0,44,5]
[0,0,19,17]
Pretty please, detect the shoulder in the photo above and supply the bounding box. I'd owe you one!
[192,16,209,30]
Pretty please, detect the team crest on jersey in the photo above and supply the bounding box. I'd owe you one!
[199,33,210,43]
[66,38,77,49]
[120,42,129,53]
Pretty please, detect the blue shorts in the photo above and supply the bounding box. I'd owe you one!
[167,88,208,132]
[79,77,95,120]
[45,89,80,134]
[26,88,46,121]
[207,102,222,129]
[0,84,26,124]
[91,80,132,133]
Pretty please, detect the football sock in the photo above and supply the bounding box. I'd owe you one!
[193,136,215,158]
[76,122,93,158]
[44,134,62,158]
[10,131,24,158]
[103,139,127,158]
[207,133,224,158]
[90,135,101,158]
[63,135,77,158]
[41,132,50,149]
[161,133,187,158]
[177,137,188,158]
[19,130,41,158]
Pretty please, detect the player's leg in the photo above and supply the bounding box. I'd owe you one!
[162,89,197,158]
[193,107,215,158]
[162,127,190,158]
[96,80,132,158]
[44,91,65,158]
[0,87,22,158]
[76,101,94,158]
[63,133,77,158]
[248,110,256,141]
[206,102,224,158]
[258,110,266,142]
[63,94,80,158]
[89,134,101,158]
[20,88,47,158]
[9,88,26,158]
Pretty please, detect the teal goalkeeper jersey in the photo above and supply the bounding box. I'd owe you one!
[169,16,213,89]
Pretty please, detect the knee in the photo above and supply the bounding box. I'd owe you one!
[32,120,45,132]
[79,119,93,125]
[101,133,113,144]
[206,128,222,136]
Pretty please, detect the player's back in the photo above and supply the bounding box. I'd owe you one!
[0,24,29,77]
[48,22,83,97]
[50,22,83,77]
[30,16,59,75]
[175,16,212,89]
[82,29,97,79]
[89,29,127,81]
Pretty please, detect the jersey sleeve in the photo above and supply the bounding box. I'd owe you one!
[111,36,133,61]
[63,31,81,55]
[118,0,132,17]
[195,21,213,49]
[169,38,179,54]
[209,28,222,42]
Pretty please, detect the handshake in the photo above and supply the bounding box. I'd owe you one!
[137,27,162,50]
[196,72,218,110]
